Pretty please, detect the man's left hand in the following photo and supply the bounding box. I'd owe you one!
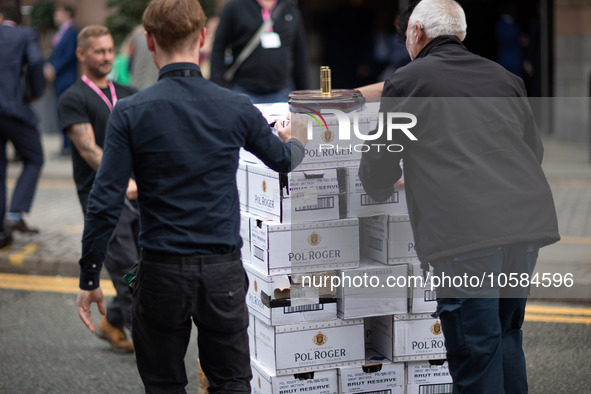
[126,178,138,200]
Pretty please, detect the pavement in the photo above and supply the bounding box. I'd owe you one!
[1,132,590,301]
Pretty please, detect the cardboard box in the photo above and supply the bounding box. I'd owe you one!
[237,161,249,212]
[370,314,446,362]
[361,215,418,265]
[247,164,342,223]
[336,260,408,319]
[254,316,365,376]
[248,312,256,358]
[364,318,372,346]
[244,261,337,326]
[253,103,373,171]
[406,361,453,394]
[250,217,360,275]
[296,111,371,171]
[250,357,338,394]
[337,349,405,393]
[408,262,437,314]
[239,147,264,166]
[344,166,408,218]
[241,109,376,171]
[240,211,256,264]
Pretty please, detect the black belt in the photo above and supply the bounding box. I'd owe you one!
[141,249,240,265]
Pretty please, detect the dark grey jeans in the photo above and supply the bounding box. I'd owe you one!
[430,241,541,394]
[132,250,251,394]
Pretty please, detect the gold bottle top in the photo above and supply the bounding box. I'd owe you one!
[320,66,332,97]
[288,65,365,113]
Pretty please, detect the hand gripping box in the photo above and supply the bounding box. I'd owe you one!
[337,349,405,394]
[254,316,365,376]
[250,357,338,394]
[247,164,342,223]
[245,102,375,171]
[360,215,418,265]
[370,314,446,362]
[336,259,408,319]
[408,262,437,314]
[240,103,290,166]
[344,166,408,218]
[244,261,337,326]
[406,360,453,394]
[250,217,359,275]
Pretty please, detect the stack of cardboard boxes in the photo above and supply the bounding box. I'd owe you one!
[239,102,453,393]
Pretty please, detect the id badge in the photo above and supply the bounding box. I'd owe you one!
[261,32,282,49]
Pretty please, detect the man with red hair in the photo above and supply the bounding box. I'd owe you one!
[75,0,307,392]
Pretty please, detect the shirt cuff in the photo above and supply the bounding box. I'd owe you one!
[79,262,101,290]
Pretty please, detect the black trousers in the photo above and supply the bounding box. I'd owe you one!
[132,250,251,393]
[103,203,140,331]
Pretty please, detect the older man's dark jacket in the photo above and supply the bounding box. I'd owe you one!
[359,35,559,263]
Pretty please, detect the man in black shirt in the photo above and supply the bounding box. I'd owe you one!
[211,0,309,102]
[75,1,307,392]
[59,25,138,353]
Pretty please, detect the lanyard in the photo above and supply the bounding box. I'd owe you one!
[262,9,272,32]
[53,20,73,47]
[258,0,278,32]
[82,75,117,111]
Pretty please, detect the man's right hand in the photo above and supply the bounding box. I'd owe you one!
[76,288,106,334]
[277,113,308,146]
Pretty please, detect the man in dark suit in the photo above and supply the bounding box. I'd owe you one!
[44,1,77,156]
[0,4,46,245]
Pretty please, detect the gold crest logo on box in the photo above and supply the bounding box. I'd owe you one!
[262,180,267,193]
[307,231,321,246]
[321,128,334,143]
[254,279,258,293]
[313,331,327,346]
[431,321,442,335]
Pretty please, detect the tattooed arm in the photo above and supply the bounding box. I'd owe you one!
[66,123,103,171]
[66,123,138,200]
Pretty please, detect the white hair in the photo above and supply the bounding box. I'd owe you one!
[409,0,467,42]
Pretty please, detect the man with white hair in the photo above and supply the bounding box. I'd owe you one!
[359,1,559,393]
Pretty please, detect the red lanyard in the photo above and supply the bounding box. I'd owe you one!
[82,75,117,112]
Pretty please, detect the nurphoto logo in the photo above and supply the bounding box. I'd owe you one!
[304,107,418,153]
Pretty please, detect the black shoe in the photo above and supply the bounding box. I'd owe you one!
[5,219,39,234]
[0,232,12,248]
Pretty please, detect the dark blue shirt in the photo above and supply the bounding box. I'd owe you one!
[79,63,304,290]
